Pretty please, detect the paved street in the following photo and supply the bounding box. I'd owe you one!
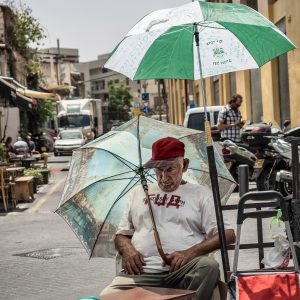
[0,155,114,300]
[0,154,285,299]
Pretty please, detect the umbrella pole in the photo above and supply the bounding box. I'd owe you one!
[194,24,230,281]
[140,171,170,264]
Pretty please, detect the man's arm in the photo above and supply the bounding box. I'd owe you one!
[217,119,240,131]
[166,229,235,272]
[115,234,145,275]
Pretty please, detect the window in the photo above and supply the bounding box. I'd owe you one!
[114,79,119,84]
[99,80,105,90]
[102,67,108,73]
[187,112,210,131]
[126,78,130,85]
[89,68,100,76]
[58,115,91,128]
[247,0,258,10]
[59,131,83,140]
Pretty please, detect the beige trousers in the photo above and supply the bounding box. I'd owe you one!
[101,256,221,300]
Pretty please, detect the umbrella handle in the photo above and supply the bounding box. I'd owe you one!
[143,182,170,265]
[153,228,171,265]
[146,194,171,265]
[142,176,170,265]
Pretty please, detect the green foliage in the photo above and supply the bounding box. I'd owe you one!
[27,100,56,133]
[5,0,46,57]
[107,80,133,121]
[5,1,46,89]
[24,168,43,185]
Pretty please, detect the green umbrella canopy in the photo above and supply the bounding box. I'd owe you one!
[104,1,295,80]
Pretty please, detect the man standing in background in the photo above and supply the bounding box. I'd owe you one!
[217,94,245,143]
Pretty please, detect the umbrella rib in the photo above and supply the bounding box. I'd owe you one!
[92,170,136,182]
[100,177,139,182]
[85,147,138,173]
[89,173,141,258]
[67,170,137,201]
[196,21,227,31]
[82,131,118,148]
[160,25,193,37]
[108,151,138,173]
[116,174,141,202]
[188,167,236,184]
[144,170,157,182]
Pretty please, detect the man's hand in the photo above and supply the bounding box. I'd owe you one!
[122,248,145,275]
[166,248,196,272]
[115,234,146,275]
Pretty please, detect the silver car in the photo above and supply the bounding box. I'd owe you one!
[54,129,86,156]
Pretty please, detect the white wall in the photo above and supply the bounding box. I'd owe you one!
[1,107,20,143]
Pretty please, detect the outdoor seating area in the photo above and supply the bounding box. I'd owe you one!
[8,153,41,168]
[0,162,50,212]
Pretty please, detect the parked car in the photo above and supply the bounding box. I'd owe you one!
[183,106,223,140]
[54,129,86,156]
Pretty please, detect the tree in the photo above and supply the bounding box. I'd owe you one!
[107,80,133,122]
[27,100,56,134]
[5,0,46,88]
[5,0,46,59]
[4,1,55,133]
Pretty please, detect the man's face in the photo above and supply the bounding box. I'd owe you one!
[232,97,243,110]
[154,158,189,192]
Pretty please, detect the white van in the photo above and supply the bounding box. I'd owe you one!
[183,105,223,131]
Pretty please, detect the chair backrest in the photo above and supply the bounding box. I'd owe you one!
[0,168,5,187]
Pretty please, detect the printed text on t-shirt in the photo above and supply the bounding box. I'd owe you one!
[143,194,186,209]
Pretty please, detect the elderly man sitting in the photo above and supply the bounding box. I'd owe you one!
[13,137,29,156]
[101,137,235,300]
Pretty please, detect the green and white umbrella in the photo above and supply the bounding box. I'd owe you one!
[105,1,295,80]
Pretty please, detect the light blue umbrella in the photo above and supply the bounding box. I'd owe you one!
[56,116,235,258]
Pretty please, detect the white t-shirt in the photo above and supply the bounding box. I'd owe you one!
[116,182,232,273]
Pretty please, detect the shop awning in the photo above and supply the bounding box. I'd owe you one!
[0,76,59,110]
[0,77,33,110]
[41,84,76,92]
[17,89,59,101]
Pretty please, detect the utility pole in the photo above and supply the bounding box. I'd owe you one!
[56,38,61,85]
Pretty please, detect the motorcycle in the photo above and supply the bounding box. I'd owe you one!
[239,122,288,191]
[272,133,300,197]
[220,139,257,184]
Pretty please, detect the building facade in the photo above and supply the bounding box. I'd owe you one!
[38,47,81,98]
[76,53,141,101]
[0,5,27,84]
[167,0,300,129]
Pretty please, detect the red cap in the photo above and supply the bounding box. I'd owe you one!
[144,137,185,168]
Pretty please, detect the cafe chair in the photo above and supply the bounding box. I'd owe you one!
[0,168,9,212]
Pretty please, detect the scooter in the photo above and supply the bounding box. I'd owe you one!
[240,121,290,191]
[221,139,257,183]
[272,137,300,197]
